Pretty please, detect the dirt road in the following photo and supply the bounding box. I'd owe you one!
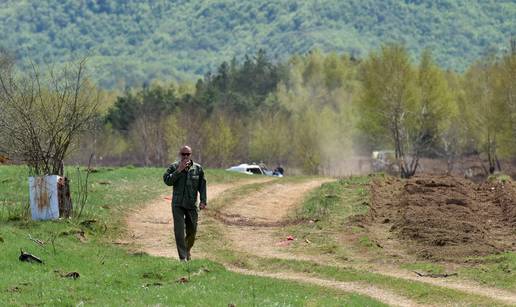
[218,180,333,260]
[126,178,270,258]
[125,176,516,306]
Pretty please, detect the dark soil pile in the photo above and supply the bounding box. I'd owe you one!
[368,175,516,261]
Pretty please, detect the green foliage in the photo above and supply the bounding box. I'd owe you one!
[493,50,516,158]
[358,44,419,176]
[248,112,290,164]
[416,49,454,155]
[203,114,238,167]
[0,0,513,88]
[64,41,516,174]
[459,50,516,172]
[106,84,178,134]
[487,173,512,184]
[357,44,456,177]
[193,49,283,115]
[275,51,359,173]
[358,44,416,143]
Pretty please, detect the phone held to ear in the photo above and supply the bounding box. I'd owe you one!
[185,160,192,171]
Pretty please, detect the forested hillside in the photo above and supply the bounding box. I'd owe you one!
[0,0,513,88]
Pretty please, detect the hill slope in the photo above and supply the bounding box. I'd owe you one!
[0,0,514,87]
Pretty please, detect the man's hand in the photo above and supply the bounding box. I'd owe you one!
[199,202,207,210]
[177,159,191,172]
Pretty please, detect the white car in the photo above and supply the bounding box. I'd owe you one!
[226,163,283,177]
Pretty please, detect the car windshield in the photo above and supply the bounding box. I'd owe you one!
[247,168,262,175]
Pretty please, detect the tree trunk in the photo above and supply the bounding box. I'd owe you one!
[58,177,73,218]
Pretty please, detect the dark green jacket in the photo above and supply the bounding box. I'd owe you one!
[163,161,207,209]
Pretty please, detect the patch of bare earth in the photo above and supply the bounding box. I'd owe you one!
[366,175,516,261]
[347,174,516,305]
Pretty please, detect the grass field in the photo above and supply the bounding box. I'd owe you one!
[0,165,384,306]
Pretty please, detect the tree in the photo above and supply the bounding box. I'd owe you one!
[493,43,516,158]
[203,113,237,167]
[0,54,99,218]
[359,46,454,177]
[358,44,419,178]
[249,112,290,164]
[105,83,179,165]
[461,58,506,174]
[415,50,454,158]
[0,54,99,176]
[439,71,463,174]
[292,107,321,174]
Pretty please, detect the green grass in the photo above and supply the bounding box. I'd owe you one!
[285,177,371,260]
[295,176,370,221]
[459,253,516,290]
[0,165,384,305]
[487,173,513,184]
[0,224,384,306]
[1,226,387,306]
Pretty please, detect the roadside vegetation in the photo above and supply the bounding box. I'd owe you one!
[459,253,516,290]
[0,165,383,305]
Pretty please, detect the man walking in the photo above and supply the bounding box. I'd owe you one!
[163,145,207,261]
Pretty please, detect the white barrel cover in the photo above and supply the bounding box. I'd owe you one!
[29,175,61,220]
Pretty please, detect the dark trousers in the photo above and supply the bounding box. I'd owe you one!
[172,205,198,260]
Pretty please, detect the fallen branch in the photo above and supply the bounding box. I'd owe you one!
[414,271,458,278]
[28,234,45,246]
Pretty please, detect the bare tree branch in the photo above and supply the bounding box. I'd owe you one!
[0,53,99,176]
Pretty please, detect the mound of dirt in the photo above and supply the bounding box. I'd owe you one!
[368,175,516,261]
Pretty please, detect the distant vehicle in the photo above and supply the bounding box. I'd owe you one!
[371,150,399,174]
[226,163,283,177]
